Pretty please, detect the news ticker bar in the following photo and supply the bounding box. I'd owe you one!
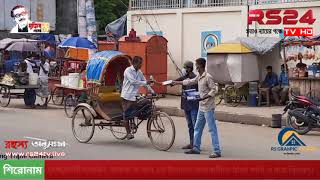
[0,160,320,179]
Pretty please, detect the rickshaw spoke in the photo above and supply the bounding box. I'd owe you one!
[110,125,128,140]
[147,112,175,151]
[72,106,95,143]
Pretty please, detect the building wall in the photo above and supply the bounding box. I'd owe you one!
[182,10,243,66]
[128,6,248,93]
[0,0,56,31]
[55,0,77,34]
[130,2,320,93]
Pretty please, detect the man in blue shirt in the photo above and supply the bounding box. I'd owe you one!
[173,61,199,150]
[272,64,289,105]
[262,66,278,89]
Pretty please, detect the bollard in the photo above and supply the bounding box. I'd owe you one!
[271,114,282,128]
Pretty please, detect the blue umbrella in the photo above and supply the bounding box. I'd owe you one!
[59,37,97,49]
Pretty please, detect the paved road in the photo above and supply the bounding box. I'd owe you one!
[0,99,320,160]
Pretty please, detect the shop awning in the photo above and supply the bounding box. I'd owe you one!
[208,37,281,55]
[239,37,281,55]
[207,43,252,54]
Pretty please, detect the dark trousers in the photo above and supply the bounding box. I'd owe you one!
[184,108,198,145]
[122,98,136,119]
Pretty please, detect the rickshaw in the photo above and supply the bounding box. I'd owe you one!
[71,51,176,151]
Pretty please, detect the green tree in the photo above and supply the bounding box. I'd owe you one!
[94,0,129,35]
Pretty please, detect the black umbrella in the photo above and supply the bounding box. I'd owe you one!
[6,41,40,52]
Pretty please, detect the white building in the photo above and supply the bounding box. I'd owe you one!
[127,0,320,93]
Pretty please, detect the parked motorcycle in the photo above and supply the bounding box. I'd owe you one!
[283,91,320,135]
[283,91,306,114]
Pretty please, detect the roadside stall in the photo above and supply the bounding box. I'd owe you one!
[207,37,281,107]
[0,38,40,76]
[0,41,43,107]
[282,36,320,101]
[50,37,97,106]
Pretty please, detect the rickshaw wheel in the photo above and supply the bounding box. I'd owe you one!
[64,93,78,118]
[72,106,95,143]
[110,125,128,140]
[215,94,223,106]
[147,112,175,151]
[0,86,10,107]
[52,88,64,105]
[215,84,223,106]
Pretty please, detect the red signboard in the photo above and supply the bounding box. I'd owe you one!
[248,9,316,25]
[45,160,320,179]
[284,27,313,36]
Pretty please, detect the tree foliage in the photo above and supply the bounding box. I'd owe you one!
[94,0,129,35]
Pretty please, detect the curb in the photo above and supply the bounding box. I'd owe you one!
[158,106,285,128]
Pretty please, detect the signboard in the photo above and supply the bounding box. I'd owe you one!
[247,9,316,37]
[10,4,50,33]
[201,31,221,58]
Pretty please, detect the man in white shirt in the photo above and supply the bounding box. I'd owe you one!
[38,56,50,107]
[24,57,35,74]
[121,56,154,140]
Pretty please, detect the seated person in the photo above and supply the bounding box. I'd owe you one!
[261,66,278,89]
[272,64,289,106]
[296,53,307,70]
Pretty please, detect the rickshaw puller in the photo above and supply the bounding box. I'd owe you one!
[121,56,154,140]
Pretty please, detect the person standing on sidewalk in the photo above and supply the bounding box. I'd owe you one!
[173,61,199,149]
[173,58,222,158]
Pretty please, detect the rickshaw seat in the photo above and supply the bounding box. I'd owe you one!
[98,92,121,102]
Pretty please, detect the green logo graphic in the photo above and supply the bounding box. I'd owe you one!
[0,160,44,179]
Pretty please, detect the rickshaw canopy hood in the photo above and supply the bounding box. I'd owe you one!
[86,50,131,83]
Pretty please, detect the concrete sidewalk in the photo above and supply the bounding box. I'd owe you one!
[156,95,286,127]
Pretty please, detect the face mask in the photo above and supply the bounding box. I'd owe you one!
[182,68,187,76]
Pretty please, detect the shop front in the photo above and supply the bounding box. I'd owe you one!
[282,36,320,101]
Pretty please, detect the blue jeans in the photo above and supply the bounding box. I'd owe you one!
[184,108,198,144]
[193,109,221,155]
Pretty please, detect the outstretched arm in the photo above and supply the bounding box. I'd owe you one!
[173,75,198,86]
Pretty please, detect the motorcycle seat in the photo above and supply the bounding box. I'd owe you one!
[297,96,320,106]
